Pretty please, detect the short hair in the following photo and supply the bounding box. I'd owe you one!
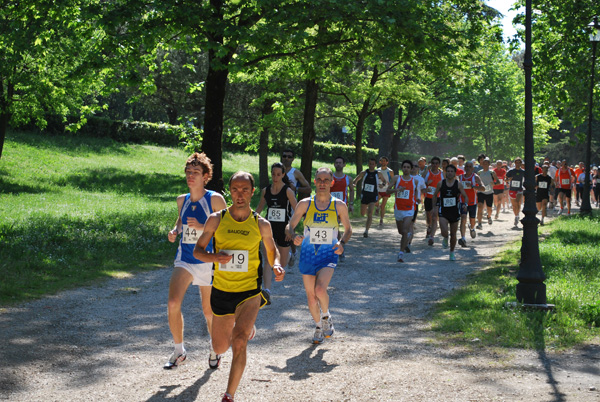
[229,171,255,189]
[431,156,441,164]
[379,156,389,162]
[334,155,345,163]
[368,157,377,163]
[315,167,333,179]
[477,153,486,161]
[281,149,294,157]
[445,164,457,172]
[401,159,414,169]
[185,152,213,182]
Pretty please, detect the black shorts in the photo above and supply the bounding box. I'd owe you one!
[211,287,266,316]
[424,197,434,212]
[460,203,477,218]
[477,192,494,207]
[536,192,549,203]
[557,188,572,199]
[361,192,378,205]
[271,223,291,248]
[439,206,461,224]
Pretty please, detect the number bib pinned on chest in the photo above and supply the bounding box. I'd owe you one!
[267,208,286,222]
[309,227,334,245]
[182,224,201,244]
[219,250,249,272]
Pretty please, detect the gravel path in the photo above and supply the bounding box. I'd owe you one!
[1,208,599,402]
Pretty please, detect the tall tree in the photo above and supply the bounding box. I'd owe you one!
[0,0,103,159]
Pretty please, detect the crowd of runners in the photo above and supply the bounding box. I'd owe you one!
[161,150,598,401]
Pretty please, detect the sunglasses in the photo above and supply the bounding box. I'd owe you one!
[281,155,293,159]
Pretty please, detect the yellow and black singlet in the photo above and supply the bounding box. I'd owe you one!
[213,209,263,293]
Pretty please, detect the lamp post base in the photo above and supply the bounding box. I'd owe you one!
[516,282,547,304]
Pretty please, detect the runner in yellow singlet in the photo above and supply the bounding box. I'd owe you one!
[194,171,285,402]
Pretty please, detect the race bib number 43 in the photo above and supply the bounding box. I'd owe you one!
[219,250,249,272]
[182,224,201,244]
[309,227,334,245]
[267,208,286,222]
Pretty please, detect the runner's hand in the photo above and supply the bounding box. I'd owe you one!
[214,251,233,264]
[186,217,204,230]
[273,265,285,282]
[293,235,304,246]
[168,229,178,243]
[333,242,344,255]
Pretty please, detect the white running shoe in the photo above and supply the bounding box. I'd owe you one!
[248,325,256,341]
[164,352,187,369]
[209,350,221,369]
[313,327,324,344]
[321,315,334,338]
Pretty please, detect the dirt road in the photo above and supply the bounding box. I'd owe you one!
[1,208,598,401]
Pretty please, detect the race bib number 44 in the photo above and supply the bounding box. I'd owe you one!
[182,224,201,244]
[309,227,334,245]
[267,208,286,222]
[219,250,249,272]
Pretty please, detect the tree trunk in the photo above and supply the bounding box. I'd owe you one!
[201,0,233,193]
[300,78,318,199]
[0,78,13,160]
[378,104,395,160]
[259,99,274,189]
[354,102,370,176]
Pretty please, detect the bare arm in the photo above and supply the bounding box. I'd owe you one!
[294,170,311,194]
[255,188,267,214]
[286,187,298,210]
[168,194,186,243]
[192,213,232,264]
[258,217,285,282]
[286,198,310,245]
[333,201,353,255]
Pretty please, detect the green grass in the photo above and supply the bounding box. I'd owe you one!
[430,212,600,350]
[0,130,368,305]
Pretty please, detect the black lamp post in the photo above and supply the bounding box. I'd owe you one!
[581,16,600,215]
[516,0,548,306]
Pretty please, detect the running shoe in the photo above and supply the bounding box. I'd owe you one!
[262,288,271,306]
[458,238,467,247]
[540,218,545,226]
[339,252,345,262]
[288,251,296,267]
[470,228,476,239]
[321,315,334,338]
[248,325,257,341]
[495,211,500,219]
[514,216,519,226]
[164,352,186,369]
[221,393,234,402]
[476,222,483,230]
[488,217,493,225]
[442,237,448,248]
[397,251,404,262]
[428,236,434,246]
[404,245,410,253]
[209,350,221,369]
[313,326,324,344]
[379,219,383,227]
[363,231,368,238]
[449,252,456,261]
[557,209,563,216]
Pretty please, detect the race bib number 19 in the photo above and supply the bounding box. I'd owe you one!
[182,224,201,244]
[309,227,334,245]
[219,250,249,272]
[267,208,286,222]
